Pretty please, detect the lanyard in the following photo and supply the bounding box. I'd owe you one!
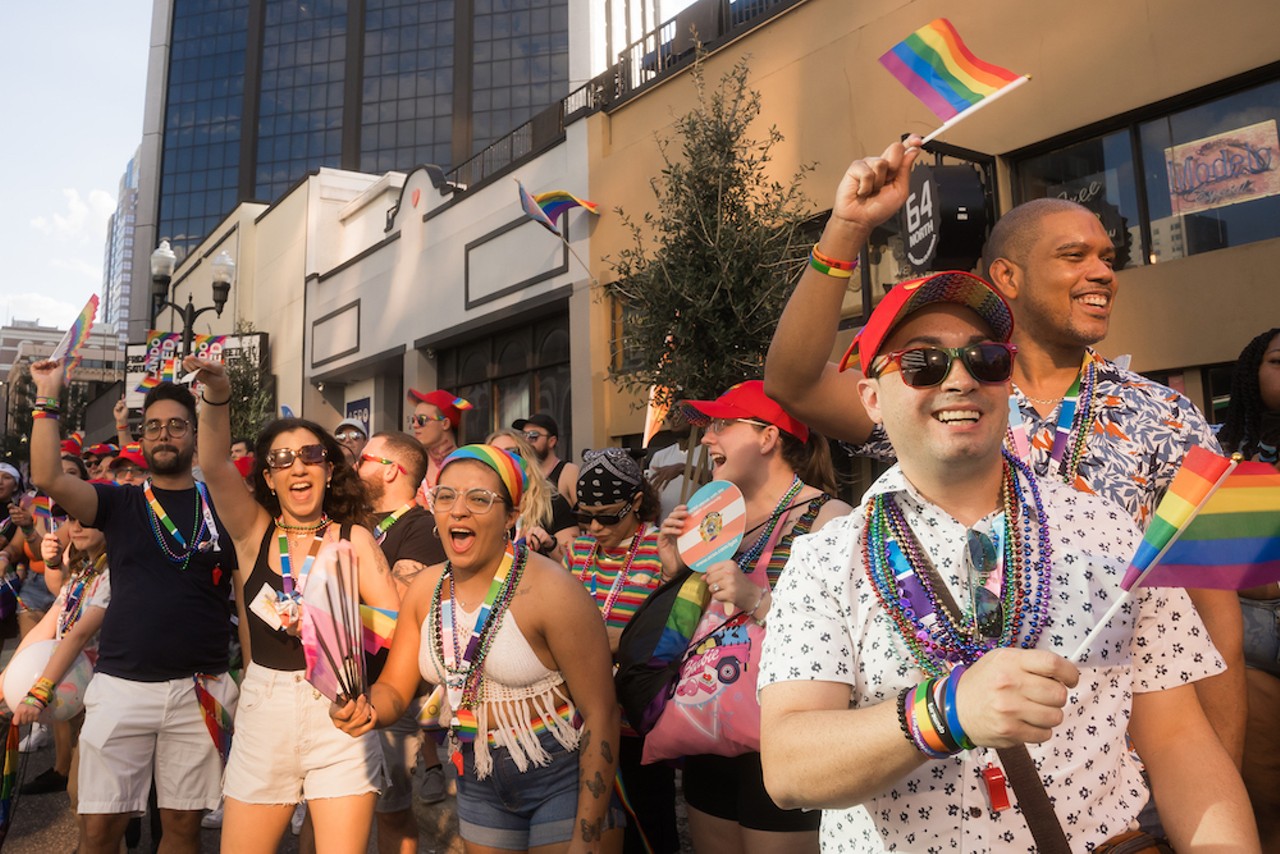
[374,502,416,544]
[144,480,220,557]
[278,529,326,596]
[443,544,515,671]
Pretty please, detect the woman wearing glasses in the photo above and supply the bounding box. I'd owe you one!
[184,357,399,854]
[332,444,623,853]
[656,380,849,854]
[567,447,677,853]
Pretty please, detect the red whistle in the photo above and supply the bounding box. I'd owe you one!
[981,763,1010,813]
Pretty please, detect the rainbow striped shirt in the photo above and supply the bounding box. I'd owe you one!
[566,528,664,631]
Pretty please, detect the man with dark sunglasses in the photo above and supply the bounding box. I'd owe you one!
[764,137,1246,776]
[406,388,467,507]
[512,413,579,509]
[29,364,237,854]
[757,268,1256,851]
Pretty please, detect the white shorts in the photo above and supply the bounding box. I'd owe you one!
[223,663,383,804]
[377,710,426,813]
[77,671,239,815]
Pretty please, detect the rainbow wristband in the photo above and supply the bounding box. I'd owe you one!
[943,666,974,751]
[911,680,952,757]
[32,410,60,421]
[808,243,857,279]
[24,677,55,709]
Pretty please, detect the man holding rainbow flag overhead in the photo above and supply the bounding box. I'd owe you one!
[757,248,1257,850]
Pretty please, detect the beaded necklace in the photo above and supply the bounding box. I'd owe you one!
[374,502,417,545]
[57,552,108,638]
[277,520,329,596]
[144,481,216,570]
[1008,352,1099,487]
[274,514,330,533]
[576,523,647,623]
[736,476,804,574]
[430,542,528,718]
[863,451,1053,677]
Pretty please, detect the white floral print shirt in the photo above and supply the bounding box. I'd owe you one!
[758,467,1223,853]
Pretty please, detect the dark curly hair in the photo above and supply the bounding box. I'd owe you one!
[1219,328,1280,459]
[251,418,369,527]
[143,381,197,423]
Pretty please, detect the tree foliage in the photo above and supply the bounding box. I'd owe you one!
[604,55,813,407]
[226,321,276,442]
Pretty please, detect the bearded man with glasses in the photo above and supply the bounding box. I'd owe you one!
[29,366,237,854]
[756,272,1257,851]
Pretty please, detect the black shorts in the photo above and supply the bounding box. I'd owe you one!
[681,752,820,833]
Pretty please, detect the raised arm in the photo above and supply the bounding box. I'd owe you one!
[28,359,98,524]
[183,356,265,540]
[763,137,922,444]
[113,398,132,447]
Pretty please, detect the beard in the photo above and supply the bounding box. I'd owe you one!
[364,476,385,505]
[144,442,194,475]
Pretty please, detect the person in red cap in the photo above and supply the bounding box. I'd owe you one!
[764,137,1245,777]
[756,259,1257,851]
[109,443,149,487]
[405,389,469,506]
[652,379,850,853]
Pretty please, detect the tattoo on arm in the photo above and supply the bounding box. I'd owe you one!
[585,771,606,798]
[580,818,604,842]
[579,727,591,754]
[600,740,613,764]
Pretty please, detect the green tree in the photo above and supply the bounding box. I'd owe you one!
[226,322,275,441]
[605,54,814,408]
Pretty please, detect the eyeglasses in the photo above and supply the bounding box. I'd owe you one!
[523,430,548,441]
[872,343,1016,388]
[265,444,328,469]
[706,418,771,434]
[574,501,634,527]
[141,418,192,439]
[360,453,407,475]
[335,430,365,442]
[408,413,449,427]
[965,529,1003,640]
[428,485,503,514]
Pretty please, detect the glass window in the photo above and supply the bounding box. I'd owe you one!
[1139,79,1280,262]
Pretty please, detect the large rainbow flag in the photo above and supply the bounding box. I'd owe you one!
[517,180,560,235]
[879,18,1024,123]
[1121,446,1280,590]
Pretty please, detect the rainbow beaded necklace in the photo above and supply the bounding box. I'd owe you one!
[863,451,1053,677]
[57,552,108,638]
[429,542,528,738]
[143,481,214,570]
[575,523,647,623]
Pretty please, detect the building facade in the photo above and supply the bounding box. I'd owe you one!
[102,148,141,339]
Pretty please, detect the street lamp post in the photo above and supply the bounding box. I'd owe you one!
[150,241,235,357]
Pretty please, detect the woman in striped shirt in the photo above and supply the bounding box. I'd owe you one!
[565,448,676,854]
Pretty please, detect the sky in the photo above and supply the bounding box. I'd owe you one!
[0,2,153,331]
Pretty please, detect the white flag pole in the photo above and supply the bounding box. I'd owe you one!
[920,75,1031,144]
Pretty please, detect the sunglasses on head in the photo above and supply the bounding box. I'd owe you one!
[872,342,1016,388]
[408,413,449,427]
[265,444,328,469]
[334,429,365,442]
[573,501,634,527]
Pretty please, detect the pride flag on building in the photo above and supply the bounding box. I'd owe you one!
[1121,447,1280,590]
[879,18,1028,141]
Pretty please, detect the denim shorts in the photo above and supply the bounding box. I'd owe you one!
[1241,596,1280,677]
[455,728,625,850]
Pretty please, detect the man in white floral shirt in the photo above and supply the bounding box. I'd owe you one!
[764,137,1245,769]
[757,265,1257,851]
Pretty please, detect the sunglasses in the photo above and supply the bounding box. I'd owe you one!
[359,453,407,475]
[428,485,503,514]
[335,429,365,442]
[408,413,449,427]
[141,418,192,439]
[872,343,1016,388]
[965,529,1003,640]
[573,501,634,527]
[706,417,771,434]
[523,430,548,441]
[265,444,328,469]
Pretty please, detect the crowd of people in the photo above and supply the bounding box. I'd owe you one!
[0,135,1273,854]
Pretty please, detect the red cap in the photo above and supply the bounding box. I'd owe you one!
[233,455,256,480]
[86,443,118,457]
[61,437,83,456]
[407,389,472,430]
[681,380,810,442]
[109,443,148,471]
[837,271,1014,373]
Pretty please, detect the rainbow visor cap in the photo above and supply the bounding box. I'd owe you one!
[838,271,1014,374]
[680,380,810,442]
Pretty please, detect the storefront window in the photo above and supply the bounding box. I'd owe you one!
[1014,130,1145,270]
[1139,78,1280,262]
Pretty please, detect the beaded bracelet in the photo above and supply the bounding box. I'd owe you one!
[808,243,858,279]
[23,677,55,710]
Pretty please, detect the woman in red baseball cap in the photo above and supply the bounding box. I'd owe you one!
[655,380,850,853]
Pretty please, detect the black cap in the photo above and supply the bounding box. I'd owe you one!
[511,413,558,436]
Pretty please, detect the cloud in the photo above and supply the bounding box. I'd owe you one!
[49,258,103,281]
[0,292,88,330]
[29,188,117,241]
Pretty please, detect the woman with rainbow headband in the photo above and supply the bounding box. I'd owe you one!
[333,444,624,853]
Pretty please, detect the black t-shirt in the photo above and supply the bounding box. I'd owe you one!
[374,505,445,570]
[92,482,235,681]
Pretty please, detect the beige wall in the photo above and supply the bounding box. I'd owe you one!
[585,0,1280,442]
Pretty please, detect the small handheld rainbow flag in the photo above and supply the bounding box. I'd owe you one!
[880,18,1028,143]
[0,722,18,837]
[193,675,234,764]
[50,295,99,380]
[517,180,560,235]
[137,358,180,392]
[359,604,397,655]
[31,495,52,522]
[532,189,600,232]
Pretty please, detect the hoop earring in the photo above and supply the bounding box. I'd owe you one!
[431,524,440,539]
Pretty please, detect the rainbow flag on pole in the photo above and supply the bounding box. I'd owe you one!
[50,295,99,379]
[533,190,600,232]
[880,18,1028,141]
[517,180,561,235]
[1121,447,1280,591]
[359,604,397,655]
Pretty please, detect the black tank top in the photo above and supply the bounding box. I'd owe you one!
[246,523,350,671]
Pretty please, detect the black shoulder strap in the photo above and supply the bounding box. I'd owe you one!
[340,521,353,541]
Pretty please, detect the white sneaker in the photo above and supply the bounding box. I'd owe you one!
[201,802,224,829]
[18,723,50,754]
[291,802,306,836]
